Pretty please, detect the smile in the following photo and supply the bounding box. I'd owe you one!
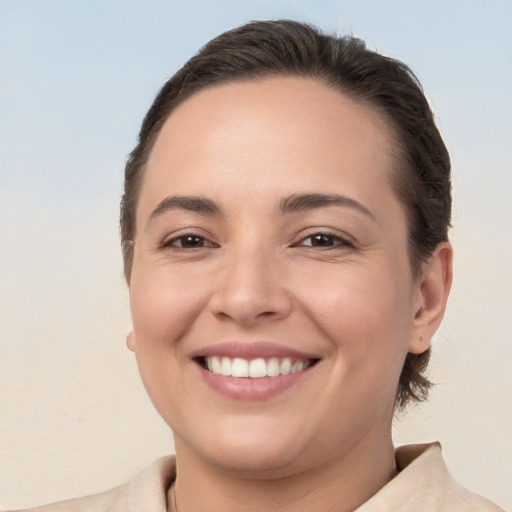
[204,356,314,378]
[193,341,321,400]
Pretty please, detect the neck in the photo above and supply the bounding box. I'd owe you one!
[169,433,397,512]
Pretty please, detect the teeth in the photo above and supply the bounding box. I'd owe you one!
[291,361,305,373]
[231,358,249,377]
[205,356,312,378]
[266,358,280,377]
[249,358,267,378]
[280,358,292,375]
[211,356,221,374]
[221,357,231,376]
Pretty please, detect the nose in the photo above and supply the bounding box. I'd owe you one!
[208,247,292,327]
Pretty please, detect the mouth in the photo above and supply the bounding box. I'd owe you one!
[191,341,322,400]
[195,356,319,378]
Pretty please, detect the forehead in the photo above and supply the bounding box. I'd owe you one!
[155,76,394,155]
[139,76,398,221]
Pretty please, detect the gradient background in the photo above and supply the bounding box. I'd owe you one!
[1,0,511,509]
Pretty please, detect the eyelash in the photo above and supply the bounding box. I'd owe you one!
[294,230,355,250]
[161,230,354,251]
[161,232,218,250]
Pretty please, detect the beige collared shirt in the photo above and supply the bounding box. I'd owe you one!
[10,443,504,512]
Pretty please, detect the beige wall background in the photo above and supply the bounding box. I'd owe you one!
[1,1,511,510]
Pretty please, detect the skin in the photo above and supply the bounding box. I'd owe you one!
[128,77,452,512]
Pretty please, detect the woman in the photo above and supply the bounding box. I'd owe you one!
[15,19,503,512]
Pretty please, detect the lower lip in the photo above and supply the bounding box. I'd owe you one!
[198,364,314,401]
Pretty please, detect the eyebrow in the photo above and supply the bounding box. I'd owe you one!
[147,192,374,225]
[148,195,222,221]
[279,193,374,219]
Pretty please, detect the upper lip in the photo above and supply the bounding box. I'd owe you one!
[191,341,321,360]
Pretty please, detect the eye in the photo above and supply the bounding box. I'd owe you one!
[162,233,217,250]
[297,232,354,249]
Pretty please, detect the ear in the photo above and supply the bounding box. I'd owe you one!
[408,242,453,354]
[126,330,136,352]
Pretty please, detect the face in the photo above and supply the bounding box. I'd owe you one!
[128,77,430,477]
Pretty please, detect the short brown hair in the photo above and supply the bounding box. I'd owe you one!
[121,20,451,409]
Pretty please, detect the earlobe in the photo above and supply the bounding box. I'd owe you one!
[126,330,136,352]
[408,242,453,354]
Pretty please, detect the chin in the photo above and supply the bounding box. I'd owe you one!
[178,415,313,477]
[205,444,305,478]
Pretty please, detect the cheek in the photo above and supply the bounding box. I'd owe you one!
[128,268,203,423]
[130,265,205,344]
[299,262,412,369]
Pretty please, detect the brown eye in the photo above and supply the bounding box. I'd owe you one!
[164,233,216,249]
[298,232,354,249]
[307,234,336,247]
[177,235,206,248]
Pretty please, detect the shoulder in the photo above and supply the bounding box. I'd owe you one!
[397,443,504,511]
[356,443,505,512]
[7,456,176,512]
